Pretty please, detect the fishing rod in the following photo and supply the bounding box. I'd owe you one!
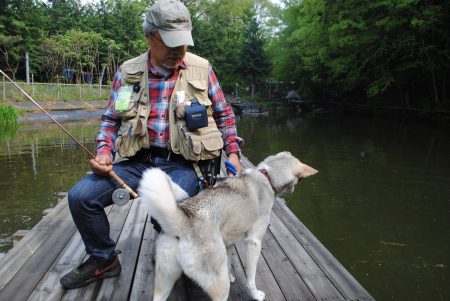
[0,69,137,205]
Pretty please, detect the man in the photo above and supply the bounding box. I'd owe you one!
[60,0,243,290]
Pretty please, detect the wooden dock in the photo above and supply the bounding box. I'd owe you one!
[0,157,374,301]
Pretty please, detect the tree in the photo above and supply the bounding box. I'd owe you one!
[270,0,450,109]
[239,9,270,86]
[0,34,23,79]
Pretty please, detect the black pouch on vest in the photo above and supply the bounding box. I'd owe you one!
[185,98,208,131]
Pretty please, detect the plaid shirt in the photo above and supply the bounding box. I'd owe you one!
[96,51,242,159]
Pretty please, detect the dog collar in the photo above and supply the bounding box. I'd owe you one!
[258,168,275,191]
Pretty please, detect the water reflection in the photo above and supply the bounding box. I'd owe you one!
[237,114,450,301]
[0,122,97,252]
[0,114,449,300]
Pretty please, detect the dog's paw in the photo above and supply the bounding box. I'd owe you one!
[250,289,265,301]
[229,273,236,283]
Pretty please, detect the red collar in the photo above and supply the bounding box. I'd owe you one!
[258,168,275,192]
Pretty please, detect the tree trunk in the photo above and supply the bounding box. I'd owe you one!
[430,67,440,105]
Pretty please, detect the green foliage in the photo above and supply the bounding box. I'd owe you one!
[0,105,19,138]
[270,0,450,109]
[239,9,270,84]
[0,0,275,95]
[1,0,447,110]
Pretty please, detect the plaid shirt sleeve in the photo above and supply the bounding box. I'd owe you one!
[208,64,244,155]
[95,70,122,159]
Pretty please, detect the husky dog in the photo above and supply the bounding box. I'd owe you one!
[138,151,318,301]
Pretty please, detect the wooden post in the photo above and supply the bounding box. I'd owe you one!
[25,51,30,84]
[31,74,35,97]
[2,74,5,101]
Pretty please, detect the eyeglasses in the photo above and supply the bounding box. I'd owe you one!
[152,33,165,45]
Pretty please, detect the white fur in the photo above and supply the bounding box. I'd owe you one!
[139,152,318,301]
[138,169,189,237]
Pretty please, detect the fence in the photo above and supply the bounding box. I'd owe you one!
[1,77,110,102]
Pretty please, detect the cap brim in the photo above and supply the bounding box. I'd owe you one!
[159,30,194,48]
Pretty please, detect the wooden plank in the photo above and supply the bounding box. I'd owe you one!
[27,232,84,301]
[27,206,114,301]
[272,201,374,301]
[12,230,30,246]
[0,200,69,291]
[269,213,344,300]
[0,202,77,300]
[228,246,253,301]
[261,230,316,301]
[128,218,187,301]
[128,216,156,301]
[234,239,286,301]
[61,201,133,301]
[95,198,148,300]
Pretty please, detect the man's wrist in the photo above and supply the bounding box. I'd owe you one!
[228,151,241,159]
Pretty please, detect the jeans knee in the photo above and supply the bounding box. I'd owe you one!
[68,185,87,214]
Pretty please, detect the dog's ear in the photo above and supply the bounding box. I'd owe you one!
[277,151,291,157]
[301,163,318,178]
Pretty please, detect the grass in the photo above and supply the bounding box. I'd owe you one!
[0,105,19,138]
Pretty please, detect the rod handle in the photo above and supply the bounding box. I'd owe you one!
[108,170,139,199]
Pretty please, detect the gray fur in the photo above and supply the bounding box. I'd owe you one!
[139,151,318,301]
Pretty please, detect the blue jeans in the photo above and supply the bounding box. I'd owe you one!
[68,156,199,260]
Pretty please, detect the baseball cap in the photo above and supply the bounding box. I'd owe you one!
[145,0,194,47]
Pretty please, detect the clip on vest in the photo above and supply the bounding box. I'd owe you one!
[133,83,141,93]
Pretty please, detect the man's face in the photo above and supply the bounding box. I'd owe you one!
[149,31,187,69]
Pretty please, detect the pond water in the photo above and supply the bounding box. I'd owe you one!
[0,112,449,300]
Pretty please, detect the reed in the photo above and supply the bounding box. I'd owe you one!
[0,105,19,138]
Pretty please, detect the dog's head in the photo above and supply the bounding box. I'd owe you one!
[257,151,318,196]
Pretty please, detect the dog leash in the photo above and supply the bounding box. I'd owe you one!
[225,160,237,175]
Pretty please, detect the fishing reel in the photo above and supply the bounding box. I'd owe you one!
[112,188,131,206]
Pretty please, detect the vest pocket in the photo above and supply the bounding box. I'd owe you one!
[187,79,211,106]
[115,86,143,119]
[177,120,223,161]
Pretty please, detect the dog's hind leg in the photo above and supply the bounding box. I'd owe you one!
[245,218,269,301]
[194,260,230,301]
[153,234,182,301]
[181,239,230,301]
[226,246,236,283]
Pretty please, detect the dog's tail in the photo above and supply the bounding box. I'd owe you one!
[138,168,190,237]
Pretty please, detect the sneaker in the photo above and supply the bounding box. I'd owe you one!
[60,250,122,289]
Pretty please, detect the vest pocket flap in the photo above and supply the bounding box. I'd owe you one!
[190,130,224,151]
[188,79,207,91]
[201,137,224,151]
[192,141,202,154]
[123,71,143,84]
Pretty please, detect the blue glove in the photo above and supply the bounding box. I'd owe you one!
[225,160,237,175]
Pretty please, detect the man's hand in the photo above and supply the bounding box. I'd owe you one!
[227,153,243,176]
[90,154,113,176]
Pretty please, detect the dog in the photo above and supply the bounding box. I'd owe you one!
[138,151,318,301]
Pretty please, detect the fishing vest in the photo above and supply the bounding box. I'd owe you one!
[114,52,223,161]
